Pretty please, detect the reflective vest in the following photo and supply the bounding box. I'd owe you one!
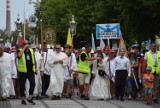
[78,51,91,74]
[146,51,160,74]
[18,48,36,73]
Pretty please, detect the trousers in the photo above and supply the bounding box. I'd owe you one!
[19,72,35,97]
[41,74,50,95]
[115,70,127,98]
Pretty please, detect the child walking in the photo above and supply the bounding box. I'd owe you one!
[143,67,154,105]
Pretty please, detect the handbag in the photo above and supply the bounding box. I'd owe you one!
[98,69,106,77]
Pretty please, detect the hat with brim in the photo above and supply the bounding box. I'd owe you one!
[64,44,71,48]
[109,49,115,53]
[146,67,152,71]
[30,44,36,49]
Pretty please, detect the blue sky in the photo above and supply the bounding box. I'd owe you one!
[0,0,36,31]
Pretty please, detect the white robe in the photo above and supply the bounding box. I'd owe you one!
[34,51,44,95]
[46,52,68,95]
[43,49,54,75]
[89,59,111,100]
[10,52,18,79]
[0,53,14,97]
[64,53,78,80]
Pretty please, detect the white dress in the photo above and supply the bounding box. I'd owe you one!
[33,51,44,95]
[89,59,111,100]
[10,52,18,79]
[64,53,77,81]
[0,53,14,97]
[46,52,68,96]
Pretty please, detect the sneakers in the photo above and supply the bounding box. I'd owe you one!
[56,96,61,100]
[21,100,27,105]
[153,99,159,103]
[41,94,49,98]
[27,99,36,105]
[120,97,124,101]
[51,95,57,100]
[51,95,61,100]
[80,94,85,99]
[84,95,90,100]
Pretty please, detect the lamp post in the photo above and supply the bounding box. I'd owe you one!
[15,14,22,33]
[15,14,22,47]
[70,15,77,46]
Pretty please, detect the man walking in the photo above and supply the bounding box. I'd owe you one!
[41,41,53,98]
[78,44,100,100]
[17,40,36,105]
[46,44,68,100]
[143,42,160,103]
[0,45,13,100]
[115,48,131,101]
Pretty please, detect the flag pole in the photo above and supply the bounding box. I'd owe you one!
[23,3,26,40]
[108,38,110,49]
[40,5,43,56]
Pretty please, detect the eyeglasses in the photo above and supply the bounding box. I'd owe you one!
[56,48,61,50]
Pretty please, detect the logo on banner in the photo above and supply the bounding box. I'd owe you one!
[96,23,121,39]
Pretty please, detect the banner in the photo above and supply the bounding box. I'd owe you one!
[96,23,121,39]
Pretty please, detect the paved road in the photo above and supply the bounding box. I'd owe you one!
[0,96,159,108]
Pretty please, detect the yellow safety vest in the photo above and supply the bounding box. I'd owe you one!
[78,51,91,74]
[18,48,36,73]
[146,51,160,74]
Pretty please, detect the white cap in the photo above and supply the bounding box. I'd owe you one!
[30,44,36,48]
[82,47,85,50]
[61,47,64,51]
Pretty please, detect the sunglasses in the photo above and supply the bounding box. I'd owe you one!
[56,48,61,50]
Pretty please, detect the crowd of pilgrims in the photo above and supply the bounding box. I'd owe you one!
[0,40,159,105]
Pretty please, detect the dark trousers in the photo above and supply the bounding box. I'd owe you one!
[19,72,35,97]
[115,70,127,99]
[41,74,50,95]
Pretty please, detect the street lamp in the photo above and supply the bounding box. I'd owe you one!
[70,15,77,38]
[15,14,23,47]
[69,15,77,46]
[15,14,22,32]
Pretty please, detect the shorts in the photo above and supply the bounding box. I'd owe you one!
[145,88,152,94]
[78,72,91,85]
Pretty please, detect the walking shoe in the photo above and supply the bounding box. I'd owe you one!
[120,97,124,101]
[84,95,90,100]
[21,100,27,105]
[36,96,42,100]
[80,95,85,99]
[51,95,57,100]
[41,94,49,98]
[153,99,159,103]
[115,97,119,100]
[69,94,72,99]
[56,96,61,100]
[27,99,36,105]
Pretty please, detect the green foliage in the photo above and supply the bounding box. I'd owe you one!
[33,0,160,48]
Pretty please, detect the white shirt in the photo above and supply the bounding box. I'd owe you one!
[115,56,131,76]
[107,58,116,77]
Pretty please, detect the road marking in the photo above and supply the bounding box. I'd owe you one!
[71,99,88,108]
[39,100,50,108]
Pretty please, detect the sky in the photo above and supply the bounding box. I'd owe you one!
[0,0,36,31]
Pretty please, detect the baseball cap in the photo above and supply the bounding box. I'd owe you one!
[109,49,115,53]
[146,67,152,71]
